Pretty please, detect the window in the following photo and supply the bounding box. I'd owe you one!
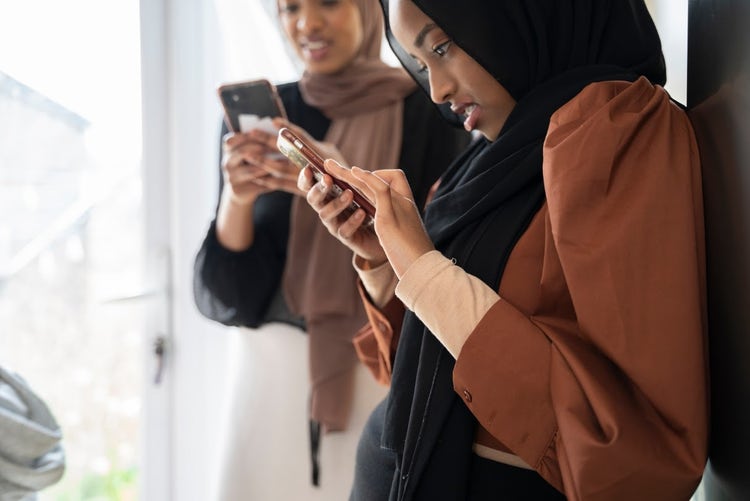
[0,2,143,499]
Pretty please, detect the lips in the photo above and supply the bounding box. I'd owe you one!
[301,39,330,60]
[452,103,480,132]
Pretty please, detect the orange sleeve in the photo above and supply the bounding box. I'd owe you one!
[453,78,708,500]
[353,280,405,386]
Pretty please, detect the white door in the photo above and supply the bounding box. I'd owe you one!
[1,1,229,499]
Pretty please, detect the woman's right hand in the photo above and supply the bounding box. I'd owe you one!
[221,131,275,206]
[297,166,388,267]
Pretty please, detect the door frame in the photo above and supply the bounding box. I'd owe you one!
[139,0,231,499]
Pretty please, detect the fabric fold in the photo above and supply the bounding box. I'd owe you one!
[0,366,65,500]
[282,0,416,435]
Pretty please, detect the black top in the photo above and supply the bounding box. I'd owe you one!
[193,81,470,329]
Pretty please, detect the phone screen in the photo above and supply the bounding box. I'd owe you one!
[218,79,286,133]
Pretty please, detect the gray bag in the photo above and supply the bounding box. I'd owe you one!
[0,365,65,501]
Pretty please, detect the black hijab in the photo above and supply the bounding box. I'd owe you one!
[383,0,665,102]
[376,1,666,499]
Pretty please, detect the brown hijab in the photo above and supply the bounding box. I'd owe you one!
[282,0,415,437]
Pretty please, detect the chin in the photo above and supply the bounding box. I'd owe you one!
[307,62,345,76]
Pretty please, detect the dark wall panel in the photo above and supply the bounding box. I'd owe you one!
[688,1,750,499]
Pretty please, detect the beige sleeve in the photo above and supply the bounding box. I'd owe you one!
[353,255,398,308]
[395,250,500,358]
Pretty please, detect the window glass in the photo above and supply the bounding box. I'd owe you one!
[0,2,143,499]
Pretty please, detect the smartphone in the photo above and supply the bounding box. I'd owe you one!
[276,127,375,223]
[217,78,286,133]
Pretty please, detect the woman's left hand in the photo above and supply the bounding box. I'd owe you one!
[324,159,436,278]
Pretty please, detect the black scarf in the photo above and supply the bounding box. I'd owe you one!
[376,1,666,499]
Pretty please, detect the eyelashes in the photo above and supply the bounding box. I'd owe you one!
[415,40,453,74]
[433,41,452,56]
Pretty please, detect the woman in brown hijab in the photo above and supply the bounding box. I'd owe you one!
[193,0,469,498]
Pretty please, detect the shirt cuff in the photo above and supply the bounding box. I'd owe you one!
[395,250,500,358]
[353,255,398,308]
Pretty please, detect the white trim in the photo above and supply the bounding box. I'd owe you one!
[139,0,229,499]
[139,0,173,498]
[472,444,533,471]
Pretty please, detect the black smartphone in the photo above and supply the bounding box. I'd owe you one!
[217,78,286,133]
[277,127,375,224]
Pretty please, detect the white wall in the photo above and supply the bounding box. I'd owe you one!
[648,0,689,104]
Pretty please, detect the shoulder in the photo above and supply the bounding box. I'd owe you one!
[544,77,696,179]
[542,76,700,222]
[546,76,689,151]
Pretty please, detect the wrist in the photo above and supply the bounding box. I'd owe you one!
[355,254,388,271]
[391,243,436,279]
[222,186,258,208]
[216,194,255,251]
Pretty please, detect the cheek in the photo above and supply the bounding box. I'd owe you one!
[335,9,363,50]
[280,18,297,44]
[350,27,364,53]
[470,72,498,102]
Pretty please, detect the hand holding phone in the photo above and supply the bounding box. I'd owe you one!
[276,127,375,224]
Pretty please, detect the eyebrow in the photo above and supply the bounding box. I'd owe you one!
[414,23,437,48]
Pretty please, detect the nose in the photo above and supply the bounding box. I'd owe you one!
[296,5,324,34]
[428,67,454,104]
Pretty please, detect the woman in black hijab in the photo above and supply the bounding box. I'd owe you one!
[297,0,708,499]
